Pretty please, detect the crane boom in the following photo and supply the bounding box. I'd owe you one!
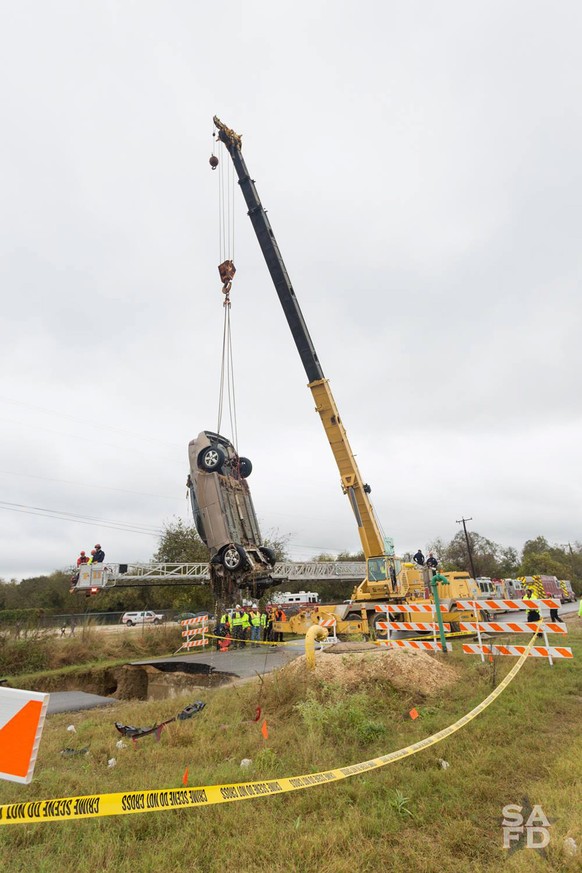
[214,117,392,573]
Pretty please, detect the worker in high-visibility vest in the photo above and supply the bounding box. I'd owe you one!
[216,612,231,650]
[273,607,287,643]
[231,606,245,648]
[249,608,261,646]
[240,609,251,646]
[260,609,268,642]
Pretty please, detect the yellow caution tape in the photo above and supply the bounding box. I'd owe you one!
[203,633,299,648]
[0,633,538,825]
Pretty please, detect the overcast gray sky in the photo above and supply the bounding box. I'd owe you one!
[1,1,580,580]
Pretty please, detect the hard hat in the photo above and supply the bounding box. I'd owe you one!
[236,604,241,609]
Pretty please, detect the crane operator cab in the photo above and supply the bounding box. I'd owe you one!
[366,556,398,592]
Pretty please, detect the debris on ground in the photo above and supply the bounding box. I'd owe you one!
[60,747,89,757]
[240,758,252,769]
[115,701,206,741]
[280,644,458,695]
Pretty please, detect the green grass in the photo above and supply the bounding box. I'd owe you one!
[0,626,181,680]
[0,626,581,873]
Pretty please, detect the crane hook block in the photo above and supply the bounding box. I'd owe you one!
[218,259,236,295]
[209,155,219,170]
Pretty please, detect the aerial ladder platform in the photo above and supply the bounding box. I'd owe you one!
[73,561,366,592]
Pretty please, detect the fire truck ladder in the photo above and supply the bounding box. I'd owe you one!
[73,561,367,592]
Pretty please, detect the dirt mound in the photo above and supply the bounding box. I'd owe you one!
[281,644,458,695]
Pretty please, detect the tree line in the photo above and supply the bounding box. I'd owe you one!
[0,522,579,615]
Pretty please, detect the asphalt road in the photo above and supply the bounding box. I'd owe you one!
[41,640,306,714]
[131,638,306,679]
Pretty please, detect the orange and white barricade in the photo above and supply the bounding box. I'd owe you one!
[175,615,209,654]
[374,603,444,649]
[459,621,567,635]
[455,599,561,612]
[376,639,452,653]
[462,643,573,660]
[385,621,451,633]
[318,616,338,644]
[456,600,571,666]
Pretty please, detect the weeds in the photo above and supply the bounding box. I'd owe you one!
[387,788,415,817]
[0,626,580,873]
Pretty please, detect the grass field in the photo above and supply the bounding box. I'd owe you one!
[0,622,581,873]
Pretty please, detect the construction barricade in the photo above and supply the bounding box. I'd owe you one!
[175,615,209,654]
[374,604,451,653]
[318,615,338,644]
[455,599,572,665]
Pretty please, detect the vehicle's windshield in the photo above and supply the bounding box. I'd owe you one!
[367,557,387,581]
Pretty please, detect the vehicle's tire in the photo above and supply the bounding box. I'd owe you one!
[153,619,161,625]
[126,620,134,627]
[198,445,226,473]
[372,613,388,640]
[259,546,276,566]
[221,544,246,572]
[239,457,252,478]
[479,609,491,623]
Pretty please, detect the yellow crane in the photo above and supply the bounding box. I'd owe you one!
[214,117,482,636]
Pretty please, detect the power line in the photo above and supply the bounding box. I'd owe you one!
[0,469,177,501]
[0,501,162,537]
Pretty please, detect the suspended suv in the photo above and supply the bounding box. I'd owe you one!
[187,431,276,591]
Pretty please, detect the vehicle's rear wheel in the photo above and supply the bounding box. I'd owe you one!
[126,620,134,627]
[198,445,226,473]
[221,544,245,571]
[259,546,276,566]
[239,457,252,478]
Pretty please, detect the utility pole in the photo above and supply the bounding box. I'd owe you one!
[567,542,576,580]
[456,516,477,579]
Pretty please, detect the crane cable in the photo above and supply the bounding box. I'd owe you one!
[214,138,238,451]
[216,300,238,451]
